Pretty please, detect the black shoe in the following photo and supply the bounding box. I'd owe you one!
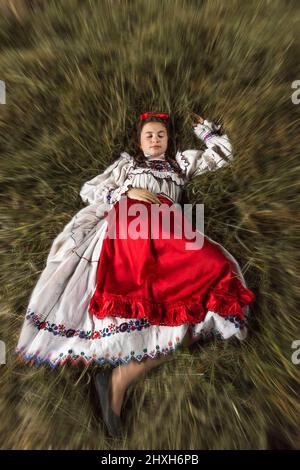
[93,368,124,438]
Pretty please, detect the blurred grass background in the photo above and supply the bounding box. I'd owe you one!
[0,0,300,450]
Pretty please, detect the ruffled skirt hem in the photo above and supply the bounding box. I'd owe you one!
[88,279,255,327]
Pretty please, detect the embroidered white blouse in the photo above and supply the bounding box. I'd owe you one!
[79,119,233,206]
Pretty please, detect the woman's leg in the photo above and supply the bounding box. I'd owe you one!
[109,328,196,416]
[109,353,173,416]
[181,327,199,348]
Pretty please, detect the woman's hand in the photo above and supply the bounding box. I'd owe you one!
[190,112,204,127]
[190,112,223,134]
[126,188,161,204]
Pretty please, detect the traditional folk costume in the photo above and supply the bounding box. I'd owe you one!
[16,116,256,368]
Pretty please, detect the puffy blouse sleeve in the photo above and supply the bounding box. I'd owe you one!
[175,119,233,180]
[79,152,133,205]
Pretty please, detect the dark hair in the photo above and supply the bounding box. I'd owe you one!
[128,116,185,176]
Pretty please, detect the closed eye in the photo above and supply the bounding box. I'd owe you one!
[146,133,165,137]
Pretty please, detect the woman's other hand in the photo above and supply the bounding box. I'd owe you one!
[126,188,161,204]
[190,113,223,134]
[190,112,204,127]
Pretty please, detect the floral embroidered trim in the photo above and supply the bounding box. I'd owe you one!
[24,301,249,343]
[24,308,152,340]
[193,122,219,143]
[138,160,175,172]
[128,169,186,187]
[106,188,115,204]
[202,131,215,141]
[133,158,183,174]
[15,338,182,369]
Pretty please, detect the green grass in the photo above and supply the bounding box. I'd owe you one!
[0,0,300,450]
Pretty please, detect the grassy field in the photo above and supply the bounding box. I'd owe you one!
[0,0,299,450]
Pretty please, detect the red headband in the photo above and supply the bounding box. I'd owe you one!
[140,112,170,122]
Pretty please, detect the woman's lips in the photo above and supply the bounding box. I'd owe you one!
[151,146,161,148]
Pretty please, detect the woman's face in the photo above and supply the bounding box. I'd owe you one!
[140,122,168,158]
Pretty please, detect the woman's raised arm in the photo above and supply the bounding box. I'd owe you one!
[175,117,233,180]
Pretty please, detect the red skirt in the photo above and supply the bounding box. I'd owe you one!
[88,194,256,326]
